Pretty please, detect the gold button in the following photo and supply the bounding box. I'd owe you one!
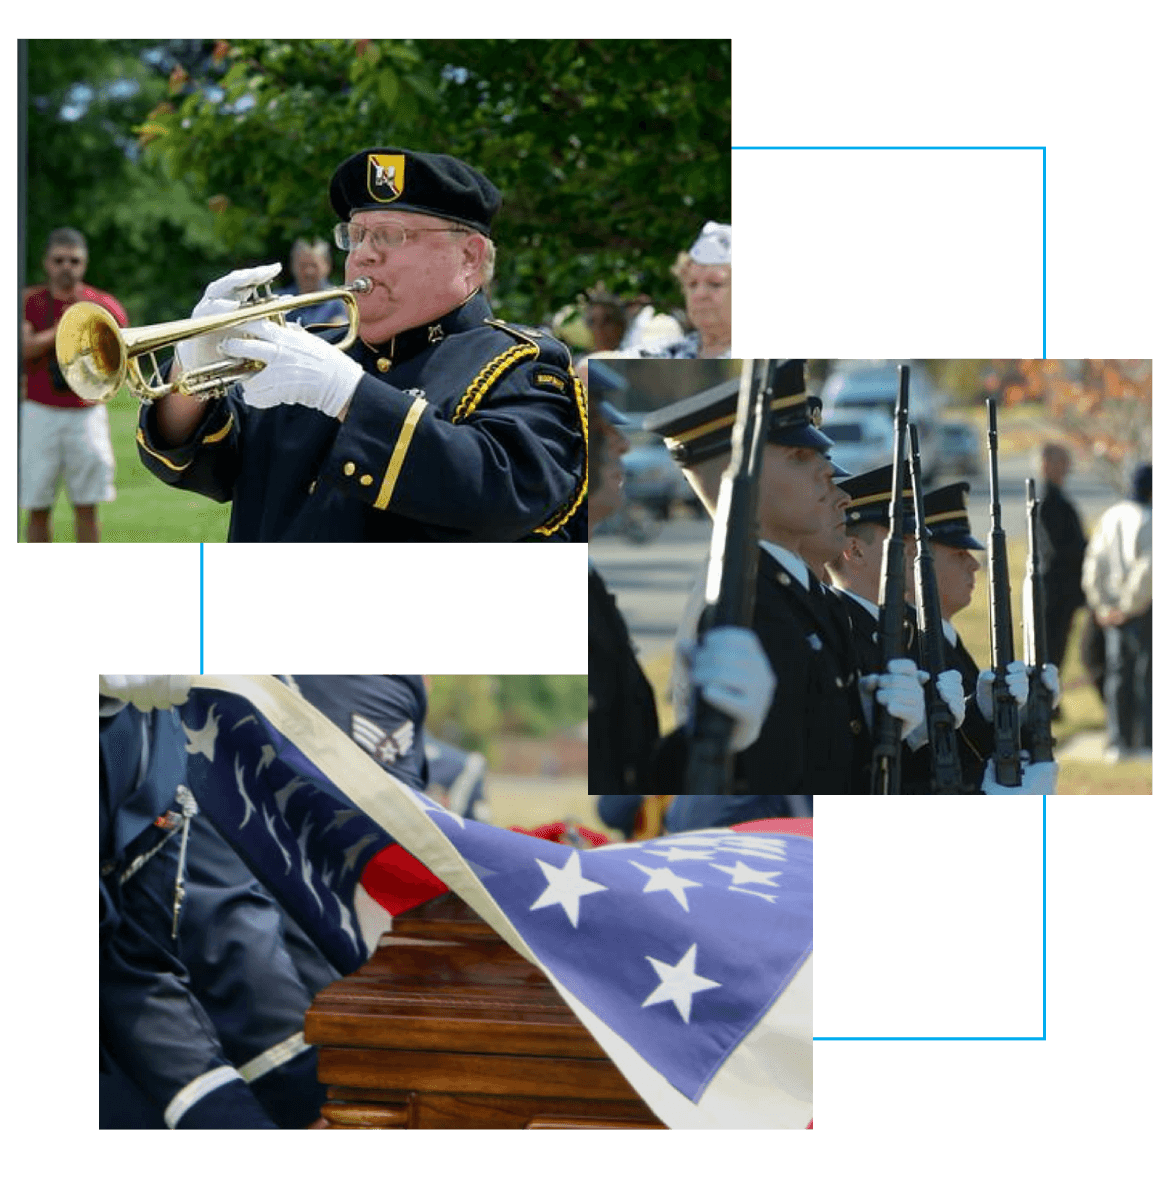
[359,474,373,486]
[377,358,391,373]
[850,719,864,735]
[343,462,356,477]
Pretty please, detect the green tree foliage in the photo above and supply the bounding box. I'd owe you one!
[24,39,730,327]
[23,40,241,322]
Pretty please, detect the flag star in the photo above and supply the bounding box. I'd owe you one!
[643,845,717,862]
[629,862,703,912]
[530,852,608,928]
[710,860,781,887]
[642,944,722,1023]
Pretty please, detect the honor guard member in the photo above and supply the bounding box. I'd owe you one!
[823,464,916,668]
[588,390,657,792]
[100,677,330,1129]
[652,363,926,794]
[923,482,1007,791]
[827,467,966,791]
[138,148,587,542]
[923,483,1059,793]
[820,465,931,783]
[587,384,775,794]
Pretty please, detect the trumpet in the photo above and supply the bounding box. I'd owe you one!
[55,277,373,405]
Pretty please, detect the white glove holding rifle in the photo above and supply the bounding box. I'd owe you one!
[860,658,926,742]
[685,626,776,753]
[976,660,1030,720]
[901,667,967,751]
[982,753,1059,795]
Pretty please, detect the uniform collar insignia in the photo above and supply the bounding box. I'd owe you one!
[371,291,490,366]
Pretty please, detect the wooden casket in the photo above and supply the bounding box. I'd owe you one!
[304,892,666,1129]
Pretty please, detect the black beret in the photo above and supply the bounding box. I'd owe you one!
[329,147,501,235]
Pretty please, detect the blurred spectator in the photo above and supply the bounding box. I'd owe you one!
[619,293,683,354]
[278,236,348,328]
[583,291,629,354]
[1036,444,1087,677]
[642,221,732,359]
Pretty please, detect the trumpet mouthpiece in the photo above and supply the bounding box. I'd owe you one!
[349,277,373,294]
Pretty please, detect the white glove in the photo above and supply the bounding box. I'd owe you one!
[220,319,364,419]
[976,660,1029,720]
[934,669,966,729]
[1040,663,1061,709]
[176,263,283,376]
[902,668,964,752]
[99,674,192,712]
[689,625,776,753]
[982,753,1059,795]
[860,658,926,742]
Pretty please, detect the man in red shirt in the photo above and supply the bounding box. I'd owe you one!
[21,228,126,541]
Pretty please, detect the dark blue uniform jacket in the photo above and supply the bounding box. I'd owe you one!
[137,291,587,542]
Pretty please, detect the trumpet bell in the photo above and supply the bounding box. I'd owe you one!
[56,301,128,405]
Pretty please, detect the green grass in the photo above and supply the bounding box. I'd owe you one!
[17,388,231,543]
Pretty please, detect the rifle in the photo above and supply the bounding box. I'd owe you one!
[869,364,911,795]
[985,396,1023,786]
[683,359,774,794]
[907,424,964,793]
[1022,479,1055,762]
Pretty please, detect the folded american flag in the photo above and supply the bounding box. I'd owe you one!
[181,677,812,1129]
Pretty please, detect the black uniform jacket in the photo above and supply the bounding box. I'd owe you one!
[137,292,587,542]
[942,627,991,793]
[588,566,661,794]
[728,551,869,794]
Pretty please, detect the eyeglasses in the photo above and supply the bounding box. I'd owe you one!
[332,221,469,253]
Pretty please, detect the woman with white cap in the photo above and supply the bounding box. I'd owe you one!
[644,220,732,360]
